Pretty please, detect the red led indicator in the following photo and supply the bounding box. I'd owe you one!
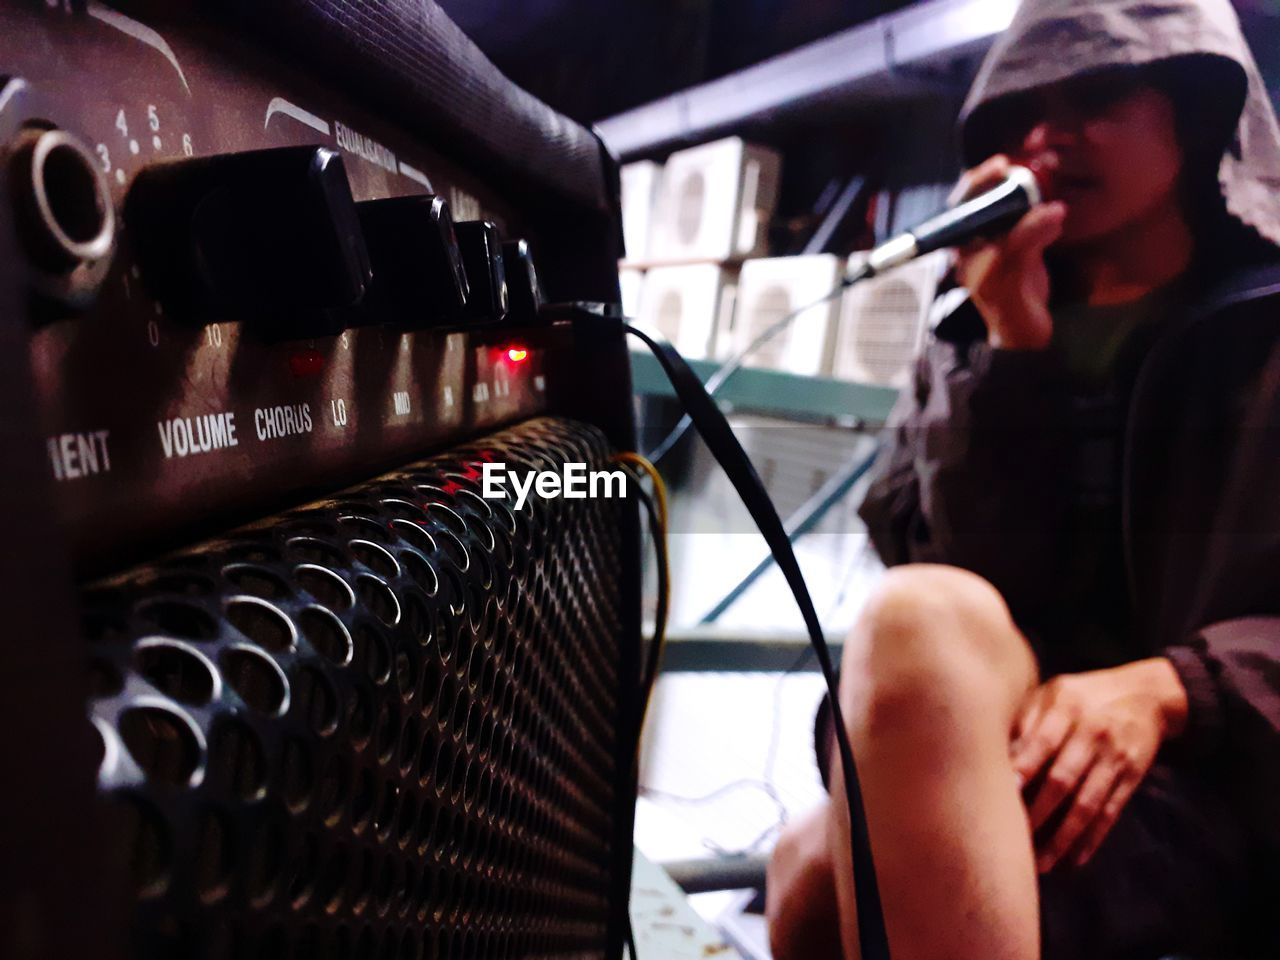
[288,349,325,379]
[507,347,528,363]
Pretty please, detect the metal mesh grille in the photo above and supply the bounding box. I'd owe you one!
[80,416,628,960]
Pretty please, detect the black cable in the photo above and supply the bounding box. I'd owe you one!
[623,471,669,960]
[626,916,639,960]
[624,322,891,960]
[645,261,871,464]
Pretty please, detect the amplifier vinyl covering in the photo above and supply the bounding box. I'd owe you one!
[80,416,629,960]
[178,0,615,215]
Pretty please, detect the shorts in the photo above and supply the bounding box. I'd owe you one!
[813,697,1271,959]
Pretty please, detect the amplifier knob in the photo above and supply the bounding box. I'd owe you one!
[126,146,372,338]
[501,239,543,325]
[356,194,469,327]
[454,220,508,323]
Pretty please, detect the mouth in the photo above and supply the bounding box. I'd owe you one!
[1018,153,1100,202]
[1040,169,1100,202]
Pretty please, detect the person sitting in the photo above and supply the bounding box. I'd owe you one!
[765,0,1280,956]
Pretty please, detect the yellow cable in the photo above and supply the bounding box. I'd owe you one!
[613,451,670,734]
[614,450,668,529]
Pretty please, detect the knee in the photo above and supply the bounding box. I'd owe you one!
[856,563,1017,663]
[842,564,1034,727]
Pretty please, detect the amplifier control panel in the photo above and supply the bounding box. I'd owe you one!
[0,3,580,572]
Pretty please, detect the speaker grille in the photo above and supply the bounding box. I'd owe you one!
[850,277,926,385]
[81,416,628,960]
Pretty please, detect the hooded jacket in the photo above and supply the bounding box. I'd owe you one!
[859,0,1280,854]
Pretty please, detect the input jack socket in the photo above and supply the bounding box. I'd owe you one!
[10,126,115,272]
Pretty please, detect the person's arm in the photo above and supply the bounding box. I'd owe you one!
[1016,340,1280,870]
[859,155,1073,608]
[1165,619,1279,755]
[1161,340,1280,841]
[1009,656,1187,870]
[858,308,1073,606]
[1008,617,1280,871]
[1164,619,1280,819]
[1161,343,1280,834]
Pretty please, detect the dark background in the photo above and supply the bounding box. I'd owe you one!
[437,0,907,125]
[440,0,1280,127]
[438,0,1280,252]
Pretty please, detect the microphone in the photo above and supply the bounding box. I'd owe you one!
[861,165,1042,277]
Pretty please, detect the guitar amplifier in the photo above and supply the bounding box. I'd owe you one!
[0,3,641,959]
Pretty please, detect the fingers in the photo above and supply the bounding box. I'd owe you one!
[1007,665,1170,875]
[950,154,1012,205]
[1003,201,1067,261]
[950,154,1064,351]
[1010,700,1072,788]
[1025,727,1094,831]
[1012,686,1047,742]
[952,201,1065,290]
[952,244,993,292]
[1073,773,1140,867]
[1036,761,1121,873]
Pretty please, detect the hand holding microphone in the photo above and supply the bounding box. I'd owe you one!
[952,155,1067,351]
[647,155,1062,462]
[857,153,1066,351]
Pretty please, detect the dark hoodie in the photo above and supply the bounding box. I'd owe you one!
[858,0,1280,865]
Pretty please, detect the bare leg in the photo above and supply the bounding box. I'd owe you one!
[823,563,1040,960]
[766,803,844,960]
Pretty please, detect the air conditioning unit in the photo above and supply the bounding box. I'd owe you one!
[834,251,948,387]
[620,160,662,262]
[636,263,736,360]
[648,137,781,264]
[731,255,843,376]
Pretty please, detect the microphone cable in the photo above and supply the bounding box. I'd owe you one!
[621,164,1041,954]
[617,452,669,960]
[644,259,872,464]
[644,163,1040,463]
[623,319,891,960]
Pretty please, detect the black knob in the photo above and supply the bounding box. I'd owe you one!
[501,239,543,324]
[356,194,469,326]
[126,146,371,338]
[454,220,508,323]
